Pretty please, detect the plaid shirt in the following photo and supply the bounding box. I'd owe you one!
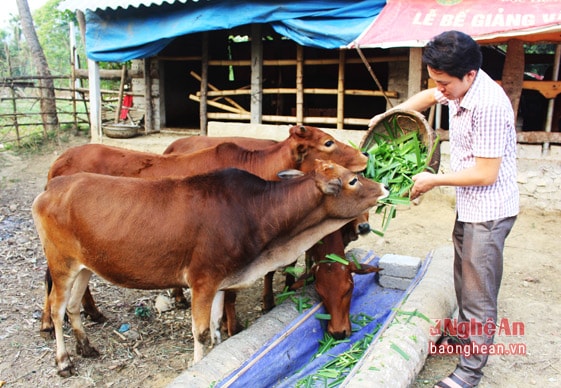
[439,70,519,223]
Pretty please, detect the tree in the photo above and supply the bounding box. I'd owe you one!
[16,0,59,136]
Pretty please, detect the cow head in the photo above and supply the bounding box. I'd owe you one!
[287,125,368,174]
[341,212,371,246]
[314,260,381,339]
[312,160,387,219]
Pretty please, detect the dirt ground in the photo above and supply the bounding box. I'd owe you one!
[1,134,560,388]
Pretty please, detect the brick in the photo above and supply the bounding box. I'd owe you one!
[379,274,413,290]
[379,254,421,278]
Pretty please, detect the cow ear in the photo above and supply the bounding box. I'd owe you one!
[294,144,308,163]
[349,262,382,275]
[289,269,316,291]
[290,125,309,139]
[278,169,304,180]
[320,178,342,195]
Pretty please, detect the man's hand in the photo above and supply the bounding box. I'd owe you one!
[410,171,437,200]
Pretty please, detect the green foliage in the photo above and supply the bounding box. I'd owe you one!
[34,1,82,78]
[361,115,438,235]
[0,0,87,83]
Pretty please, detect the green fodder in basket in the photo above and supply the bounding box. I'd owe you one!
[362,117,438,234]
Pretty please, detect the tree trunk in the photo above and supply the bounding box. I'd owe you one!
[16,0,59,137]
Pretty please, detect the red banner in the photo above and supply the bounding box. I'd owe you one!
[351,0,561,48]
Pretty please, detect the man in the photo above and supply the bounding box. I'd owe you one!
[370,31,519,388]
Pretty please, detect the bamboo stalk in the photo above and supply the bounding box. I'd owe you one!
[296,45,304,125]
[200,88,398,97]
[337,50,345,129]
[355,46,393,108]
[190,70,248,113]
[189,94,245,114]
[204,55,409,67]
[114,65,127,123]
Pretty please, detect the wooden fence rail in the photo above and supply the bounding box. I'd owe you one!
[0,75,128,147]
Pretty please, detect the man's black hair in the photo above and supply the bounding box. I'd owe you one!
[422,30,482,79]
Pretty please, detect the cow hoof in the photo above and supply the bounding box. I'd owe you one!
[58,364,76,378]
[39,327,55,340]
[262,302,276,313]
[174,298,191,310]
[57,358,76,377]
[76,343,100,358]
[83,311,107,323]
[58,365,76,377]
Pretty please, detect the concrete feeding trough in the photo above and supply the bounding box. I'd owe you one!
[168,245,456,388]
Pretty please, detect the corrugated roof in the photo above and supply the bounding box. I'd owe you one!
[61,0,385,61]
[59,0,205,13]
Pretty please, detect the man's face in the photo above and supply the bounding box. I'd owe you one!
[427,66,476,101]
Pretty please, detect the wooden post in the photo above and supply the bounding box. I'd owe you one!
[5,43,20,147]
[408,48,423,99]
[200,32,209,135]
[115,65,127,123]
[543,44,561,154]
[337,50,345,129]
[296,45,304,125]
[250,24,263,124]
[87,59,102,142]
[143,58,153,133]
[69,22,78,131]
[501,40,525,124]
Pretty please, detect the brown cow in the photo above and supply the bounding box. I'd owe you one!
[163,134,375,321]
[163,135,277,154]
[48,125,367,182]
[40,125,368,339]
[290,212,379,340]
[32,160,388,376]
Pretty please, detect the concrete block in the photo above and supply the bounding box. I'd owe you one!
[379,254,421,279]
[379,274,413,290]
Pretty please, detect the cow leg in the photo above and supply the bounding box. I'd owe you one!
[68,270,100,359]
[190,287,218,363]
[210,291,224,346]
[263,261,298,312]
[81,285,107,323]
[284,260,298,289]
[40,268,55,339]
[41,270,106,340]
[171,287,190,309]
[49,267,78,376]
[223,290,243,336]
[262,271,276,311]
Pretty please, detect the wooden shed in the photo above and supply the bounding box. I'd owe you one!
[60,0,561,150]
[59,0,398,142]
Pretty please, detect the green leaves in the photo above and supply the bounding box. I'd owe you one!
[362,116,438,235]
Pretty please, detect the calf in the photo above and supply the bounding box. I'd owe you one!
[32,160,388,376]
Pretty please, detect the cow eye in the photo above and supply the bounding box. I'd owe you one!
[349,176,358,186]
[324,140,334,147]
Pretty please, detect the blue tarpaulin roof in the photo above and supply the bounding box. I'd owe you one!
[81,0,385,62]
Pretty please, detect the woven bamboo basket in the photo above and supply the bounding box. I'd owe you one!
[360,108,441,174]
